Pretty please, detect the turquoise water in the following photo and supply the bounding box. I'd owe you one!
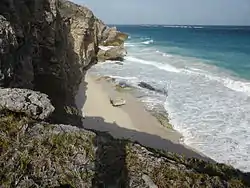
[118,25,250,80]
[90,25,250,172]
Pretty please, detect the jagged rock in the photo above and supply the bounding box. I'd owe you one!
[1,113,250,187]
[110,97,126,107]
[138,82,168,96]
[0,0,127,123]
[101,27,128,46]
[142,174,158,188]
[0,88,54,120]
[98,45,127,62]
[1,1,250,188]
[118,81,131,88]
[115,62,124,65]
[0,16,17,87]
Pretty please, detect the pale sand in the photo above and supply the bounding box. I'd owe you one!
[75,72,213,161]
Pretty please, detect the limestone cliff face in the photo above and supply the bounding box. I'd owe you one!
[1,1,250,187]
[0,0,127,123]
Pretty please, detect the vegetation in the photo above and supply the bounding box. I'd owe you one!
[0,111,250,187]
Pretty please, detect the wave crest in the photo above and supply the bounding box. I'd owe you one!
[142,39,154,45]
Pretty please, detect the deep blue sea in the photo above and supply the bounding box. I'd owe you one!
[90,25,250,171]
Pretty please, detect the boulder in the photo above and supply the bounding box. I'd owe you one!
[138,82,168,96]
[0,88,54,120]
[118,81,131,88]
[110,97,126,107]
[101,27,128,46]
[142,174,158,188]
[98,45,127,62]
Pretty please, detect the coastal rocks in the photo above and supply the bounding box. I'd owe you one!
[97,27,128,62]
[151,111,173,129]
[142,174,158,188]
[1,111,250,187]
[0,0,127,123]
[110,97,126,107]
[0,16,18,87]
[0,88,54,120]
[98,45,127,62]
[101,27,128,46]
[138,82,168,96]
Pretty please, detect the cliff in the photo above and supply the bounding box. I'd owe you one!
[0,0,250,187]
[0,0,127,124]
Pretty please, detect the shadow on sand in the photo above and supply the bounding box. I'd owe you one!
[75,73,215,187]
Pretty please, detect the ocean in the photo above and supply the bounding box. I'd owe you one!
[89,25,250,172]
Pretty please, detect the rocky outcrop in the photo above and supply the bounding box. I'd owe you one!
[98,45,127,61]
[1,111,250,187]
[138,81,168,96]
[110,97,126,107]
[0,88,54,120]
[1,1,250,188]
[101,27,128,46]
[97,26,128,62]
[0,0,127,124]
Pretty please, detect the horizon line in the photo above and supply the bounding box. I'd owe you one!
[107,24,250,27]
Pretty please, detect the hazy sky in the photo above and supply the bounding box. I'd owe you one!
[72,0,250,25]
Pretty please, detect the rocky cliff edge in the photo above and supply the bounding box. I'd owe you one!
[0,0,250,187]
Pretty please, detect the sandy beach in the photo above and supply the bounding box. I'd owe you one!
[75,71,213,161]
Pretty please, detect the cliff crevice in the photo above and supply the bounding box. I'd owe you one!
[0,0,127,124]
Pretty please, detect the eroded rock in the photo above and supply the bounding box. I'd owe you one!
[98,45,127,62]
[142,174,158,188]
[0,88,54,120]
[101,27,128,46]
[138,81,168,96]
[110,97,126,107]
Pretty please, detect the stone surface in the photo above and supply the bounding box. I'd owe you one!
[0,88,54,119]
[142,174,158,188]
[0,0,127,124]
[138,82,168,96]
[98,45,127,62]
[1,113,250,187]
[1,1,250,188]
[101,27,128,46]
[110,97,126,107]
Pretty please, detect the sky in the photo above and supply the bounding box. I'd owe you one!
[72,0,250,25]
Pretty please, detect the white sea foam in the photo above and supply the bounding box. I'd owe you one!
[156,50,172,57]
[109,75,138,80]
[142,39,154,45]
[125,56,181,73]
[125,43,136,47]
[99,45,113,51]
[91,38,250,172]
[183,69,250,96]
[163,25,204,29]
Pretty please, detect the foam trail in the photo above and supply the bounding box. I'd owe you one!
[109,75,138,80]
[125,43,136,47]
[142,39,154,45]
[125,56,181,73]
[156,50,172,57]
[184,69,250,96]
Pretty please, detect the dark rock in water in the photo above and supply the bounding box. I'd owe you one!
[138,82,168,96]
[138,82,155,91]
[118,81,130,88]
[0,88,55,120]
[115,62,124,65]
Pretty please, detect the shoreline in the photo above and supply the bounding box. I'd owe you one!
[75,71,213,162]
